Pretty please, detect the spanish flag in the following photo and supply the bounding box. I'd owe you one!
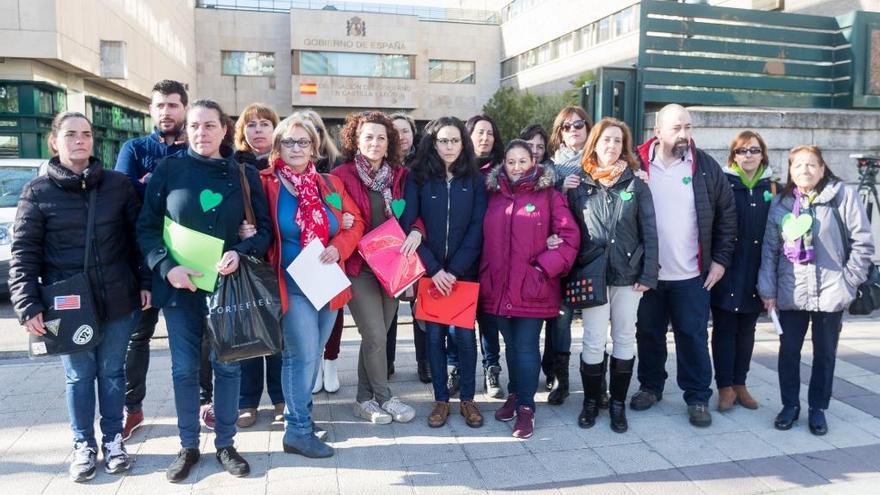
[300,82,317,95]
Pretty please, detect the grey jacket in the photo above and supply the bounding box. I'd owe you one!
[757,180,875,313]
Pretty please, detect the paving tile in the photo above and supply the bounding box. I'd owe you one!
[645,434,731,467]
[407,460,486,495]
[473,453,552,489]
[704,430,784,461]
[592,442,673,475]
[737,455,829,491]
[523,424,588,454]
[337,467,413,495]
[619,467,706,495]
[791,448,880,482]
[681,461,772,495]
[533,448,614,482]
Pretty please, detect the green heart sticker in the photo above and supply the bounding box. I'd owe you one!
[325,192,342,210]
[682,176,692,185]
[199,189,223,212]
[525,203,536,212]
[619,191,633,201]
[763,190,773,202]
[391,199,406,219]
[781,213,812,240]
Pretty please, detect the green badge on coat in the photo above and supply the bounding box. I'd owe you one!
[199,189,223,212]
[781,213,812,240]
[619,191,633,201]
[324,192,342,210]
[763,190,773,202]
[682,176,692,185]
[391,199,406,219]
[525,203,536,212]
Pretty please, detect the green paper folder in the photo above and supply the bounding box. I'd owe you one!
[163,217,225,293]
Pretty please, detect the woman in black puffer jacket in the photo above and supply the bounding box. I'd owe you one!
[9,111,149,482]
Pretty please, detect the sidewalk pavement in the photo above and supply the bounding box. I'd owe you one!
[1,314,880,494]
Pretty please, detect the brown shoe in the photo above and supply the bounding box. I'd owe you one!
[733,385,759,410]
[460,400,484,428]
[237,408,258,428]
[428,401,450,428]
[717,387,736,412]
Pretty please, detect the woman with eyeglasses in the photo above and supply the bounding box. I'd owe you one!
[291,109,346,395]
[258,115,364,457]
[711,131,777,413]
[331,111,420,425]
[542,106,595,407]
[401,116,487,428]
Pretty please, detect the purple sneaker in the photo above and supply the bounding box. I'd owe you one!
[494,393,517,422]
[512,406,534,439]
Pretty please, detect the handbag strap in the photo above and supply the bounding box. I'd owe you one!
[83,188,97,272]
[826,191,851,260]
[238,164,256,226]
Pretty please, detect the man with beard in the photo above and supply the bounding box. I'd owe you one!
[116,80,191,439]
[630,104,736,427]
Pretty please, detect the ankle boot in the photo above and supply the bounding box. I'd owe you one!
[598,352,610,409]
[732,384,758,410]
[717,387,736,412]
[578,359,604,429]
[548,352,570,405]
[608,357,634,433]
[541,345,555,390]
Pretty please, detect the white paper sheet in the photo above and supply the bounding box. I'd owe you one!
[769,307,784,335]
[287,239,351,310]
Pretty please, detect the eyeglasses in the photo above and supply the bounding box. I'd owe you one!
[561,120,586,132]
[436,138,462,147]
[734,146,762,156]
[280,138,312,149]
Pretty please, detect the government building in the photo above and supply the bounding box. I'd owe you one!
[0,0,876,161]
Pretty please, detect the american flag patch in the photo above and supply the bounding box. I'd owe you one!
[54,295,81,311]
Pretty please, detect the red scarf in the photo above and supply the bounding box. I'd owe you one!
[275,159,330,247]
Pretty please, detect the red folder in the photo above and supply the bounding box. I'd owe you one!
[414,278,479,329]
[357,218,426,298]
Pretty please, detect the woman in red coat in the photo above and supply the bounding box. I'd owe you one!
[480,139,580,439]
[257,115,364,458]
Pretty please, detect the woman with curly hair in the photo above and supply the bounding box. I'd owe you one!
[331,111,422,424]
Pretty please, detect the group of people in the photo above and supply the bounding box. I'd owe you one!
[8,79,875,484]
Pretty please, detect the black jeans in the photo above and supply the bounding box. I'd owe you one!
[710,307,758,388]
[778,310,842,410]
[125,307,213,411]
[636,277,713,405]
[386,312,399,368]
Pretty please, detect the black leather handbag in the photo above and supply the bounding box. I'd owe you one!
[828,199,880,316]
[30,189,102,357]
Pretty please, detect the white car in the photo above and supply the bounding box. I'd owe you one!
[0,159,46,295]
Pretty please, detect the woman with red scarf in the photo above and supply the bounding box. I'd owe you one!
[332,111,421,425]
[259,115,364,458]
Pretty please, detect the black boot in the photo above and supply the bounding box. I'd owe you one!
[548,352,570,405]
[608,357,635,433]
[417,360,432,384]
[578,360,604,429]
[598,352,610,409]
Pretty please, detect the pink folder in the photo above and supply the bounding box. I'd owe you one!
[357,218,426,298]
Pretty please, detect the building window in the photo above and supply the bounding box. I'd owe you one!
[613,5,637,37]
[222,51,275,76]
[0,86,19,114]
[299,51,412,79]
[36,88,65,115]
[429,60,475,84]
[0,135,19,159]
[100,40,128,79]
[597,17,611,44]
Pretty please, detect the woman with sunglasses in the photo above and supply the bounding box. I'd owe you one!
[543,106,595,406]
[711,131,776,412]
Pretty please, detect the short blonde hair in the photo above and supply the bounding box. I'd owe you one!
[270,115,323,165]
[234,103,280,153]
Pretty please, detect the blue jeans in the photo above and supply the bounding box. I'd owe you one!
[447,313,501,370]
[239,353,283,408]
[424,322,477,401]
[281,294,337,436]
[636,276,712,405]
[165,291,241,449]
[496,316,543,408]
[61,311,139,448]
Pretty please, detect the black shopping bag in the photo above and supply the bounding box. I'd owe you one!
[206,255,283,363]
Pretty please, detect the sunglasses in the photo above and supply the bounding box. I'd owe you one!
[561,120,586,132]
[734,146,762,156]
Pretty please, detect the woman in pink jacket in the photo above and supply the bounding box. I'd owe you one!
[480,139,580,438]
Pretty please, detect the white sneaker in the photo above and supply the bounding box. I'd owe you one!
[102,433,131,474]
[354,399,392,424]
[312,360,324,394]
[323,359,340,393]
[381,397,416,423]
[69,441,97,482]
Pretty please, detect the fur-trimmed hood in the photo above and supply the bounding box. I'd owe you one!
[485,163,555,193]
